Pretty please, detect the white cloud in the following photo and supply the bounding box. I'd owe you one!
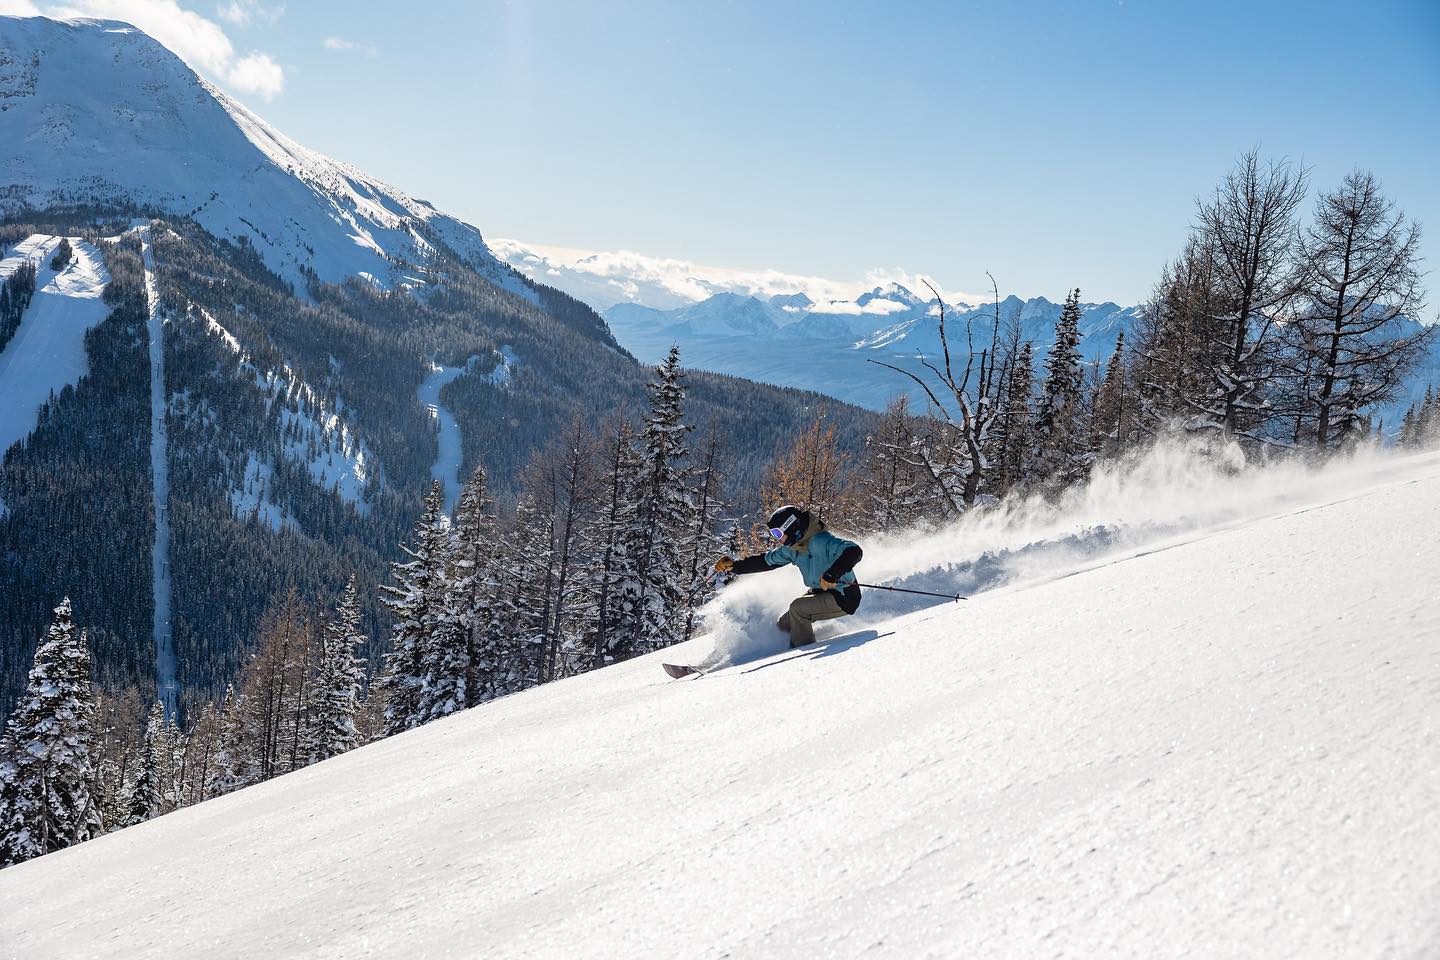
[0,0,43,13]
[215,0,282,24]
[323,35,377,56]
[226,50,282,97]
[37,0,285,99]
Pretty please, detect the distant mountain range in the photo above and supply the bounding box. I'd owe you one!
[497,241,1438,425]
[605,287,1143,411]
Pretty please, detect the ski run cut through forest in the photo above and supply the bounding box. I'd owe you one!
[2,444,1438,960]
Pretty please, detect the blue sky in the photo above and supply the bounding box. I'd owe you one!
[13,0,1439,303]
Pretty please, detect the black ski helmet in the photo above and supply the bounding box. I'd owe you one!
[766,504,810,546]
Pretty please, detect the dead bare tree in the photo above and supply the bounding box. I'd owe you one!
[867,274,1007,513]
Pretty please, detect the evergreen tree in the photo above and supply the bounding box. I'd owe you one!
[615,348,693,658]
[50,237,73,272]
[1090,332,1129,459]
[1399,406,1417,448]
[125,701,167,826]
[210,684,257,795]
[1032,289,1090,487]
[443,466,505,707]
[308,576,368,762]
[996,342,1035,494]
[0,599,102,866]
[375,483,449,736]
[1132,238,1222,436]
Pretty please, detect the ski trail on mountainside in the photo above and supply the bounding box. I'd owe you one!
[0,235,111,460]
[138,225,177,719]
[416,358,474,516]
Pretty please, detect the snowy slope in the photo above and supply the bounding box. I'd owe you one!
[3,447,1439,959]
[0,233,110,459]
[0,16,531,298]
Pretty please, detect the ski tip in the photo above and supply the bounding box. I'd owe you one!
[662,663,699,679]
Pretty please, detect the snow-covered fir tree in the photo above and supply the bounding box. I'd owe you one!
[125,701,167,827]
[1032,289,1090,487]
[615,347,695,658]
[0,599,102,867]
[1400,387,1438,450]
[1090,332,1129,459]
[376,483,451,735]
[210,684,257,796]
[437,466,496,710]
[308,576,368,762]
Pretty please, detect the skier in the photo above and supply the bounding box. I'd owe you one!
[713,504,863,648]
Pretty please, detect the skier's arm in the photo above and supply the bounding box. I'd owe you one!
[820,544,862,588]
[717,550,793,576]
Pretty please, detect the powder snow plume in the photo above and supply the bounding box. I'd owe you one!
[695,439,1428,669]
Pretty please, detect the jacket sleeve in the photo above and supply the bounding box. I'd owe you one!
[822,544,862,582]
[731,548,792,576]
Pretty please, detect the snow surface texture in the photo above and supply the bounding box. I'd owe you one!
[0,16,534,300]
[0,234,111,460]
[2,446,1439,959]
[137,225,177,721]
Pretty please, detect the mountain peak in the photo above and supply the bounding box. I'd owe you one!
[0,16,527,298]
[858,282,923,307]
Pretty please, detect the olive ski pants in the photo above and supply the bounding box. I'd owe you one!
[777,591,847,647]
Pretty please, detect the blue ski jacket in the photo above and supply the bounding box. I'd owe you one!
[730,520,863,613]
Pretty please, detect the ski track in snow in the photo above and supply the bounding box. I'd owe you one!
[0,235,111,460]
[2,450,1439,959]
[137,225,178,721]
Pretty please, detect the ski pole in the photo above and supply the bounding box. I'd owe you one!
[856,582,967,602]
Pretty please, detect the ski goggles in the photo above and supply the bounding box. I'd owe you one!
[768,514,799,541]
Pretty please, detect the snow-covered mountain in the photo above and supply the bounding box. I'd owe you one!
[0,15,530,296]
[603,284,1144,411]
[4,446,1438,958]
